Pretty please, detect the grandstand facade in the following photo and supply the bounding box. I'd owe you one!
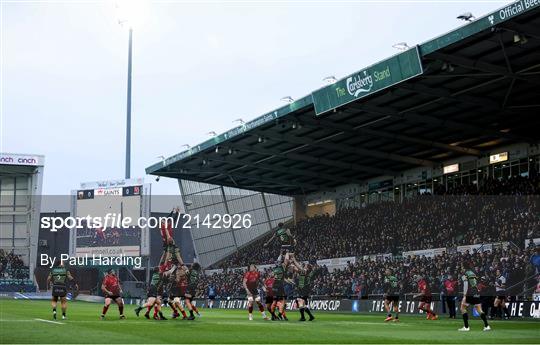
[147,1,540,268]
[0,153,44,289]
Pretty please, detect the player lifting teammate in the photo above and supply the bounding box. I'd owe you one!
[243,264,269,321]
[263,271,277,319]
[295,263,316,321]
[270,260,291,321]
[383,269,400,322]
[459,262,491,332]
[100,269,125,320]
[47,261,78,320]
[181,262,202,320]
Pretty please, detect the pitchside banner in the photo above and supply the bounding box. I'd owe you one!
[311,46,423,115]
[202,298,540,318]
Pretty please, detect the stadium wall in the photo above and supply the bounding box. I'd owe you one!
[178,180,293,267]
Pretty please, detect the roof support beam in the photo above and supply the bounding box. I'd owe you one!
[174,165,326,192]
[198,154,365,185]
[430,52,540,86]
[298,116,481,156]
[397,83,500,110]
[227,142,395,177]
[355,103,530,143]
[254,130,436,167]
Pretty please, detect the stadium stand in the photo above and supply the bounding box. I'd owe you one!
[194,174,539,301]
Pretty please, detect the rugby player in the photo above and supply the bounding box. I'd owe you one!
[135,267,161,319]
[263,223,301,270]
[183,263,202,320]
[169,266,189,319]
[458,262,491,331]
[159,207,184,267]
[493,269,510,319]
[270,261,289,321]
[263,271,278,320]
[295,263,316,321]
[46,261,78,320]
[383,269,400,322]
[414,274,438,320]
[243,264,269,321]
[100,269,126,320]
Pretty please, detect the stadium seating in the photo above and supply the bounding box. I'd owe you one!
[197,175,540,299]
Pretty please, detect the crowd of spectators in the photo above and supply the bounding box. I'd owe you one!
[217,176,540,268]
[196,175,540,300]
[0,249,28,280]
[195,246,540,301]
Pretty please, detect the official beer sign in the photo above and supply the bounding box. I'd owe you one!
[312,46,423,115]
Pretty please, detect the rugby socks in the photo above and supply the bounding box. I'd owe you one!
[462,312,469,328]
[480,312,489,327]
[304,308,313,319]
[189,310,194,317]
[299,307,305,319]
[180,309,187,318]
[102,305,109,316]
[62,307,66,317]
[394,312,399,320]
[153,307,159,318]
[257,303,264,313]
[119,305,124,315]
[248,305,254,314]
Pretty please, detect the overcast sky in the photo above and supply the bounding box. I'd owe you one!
[1,0,508,196]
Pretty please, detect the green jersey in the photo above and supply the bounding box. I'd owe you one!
[462,270,479,296]
[276,228,292,245]
[188,269,199,286]
[150,272,160,287]
[297,269,316,291]
[273,265,285,284]
[384,275,399,295]
[50,267,68,286]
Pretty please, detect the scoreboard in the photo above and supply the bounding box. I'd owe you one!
[69,178,151,258]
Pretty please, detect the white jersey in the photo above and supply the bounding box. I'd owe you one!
[495,275,506,292]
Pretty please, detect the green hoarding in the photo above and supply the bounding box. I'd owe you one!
[312,46,423,116]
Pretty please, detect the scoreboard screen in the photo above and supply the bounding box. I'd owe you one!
[70,180,150,258]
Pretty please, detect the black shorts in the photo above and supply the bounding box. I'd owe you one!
[106,295,122,301]
[185,285,196,298]
[420,295,432,304]
[147,285,158,298]
[297,296,309,304]
[280,244,294,253]
[208,295,216,300]
[248,287,258,296]
[385,295,399,303]
[465,296,481,305]
[52,285,67,298]
[273,285,286,299]
[265,296,274,304]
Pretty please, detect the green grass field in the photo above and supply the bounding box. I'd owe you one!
[0,299,538,344]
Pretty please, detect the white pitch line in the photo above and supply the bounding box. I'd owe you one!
[34,318,65,325]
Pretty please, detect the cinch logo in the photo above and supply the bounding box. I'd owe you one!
[0,156,37,165]
[0,157,14,163]
[346,70,373,97]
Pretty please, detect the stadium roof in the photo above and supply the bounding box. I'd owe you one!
[147,1,540,196]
